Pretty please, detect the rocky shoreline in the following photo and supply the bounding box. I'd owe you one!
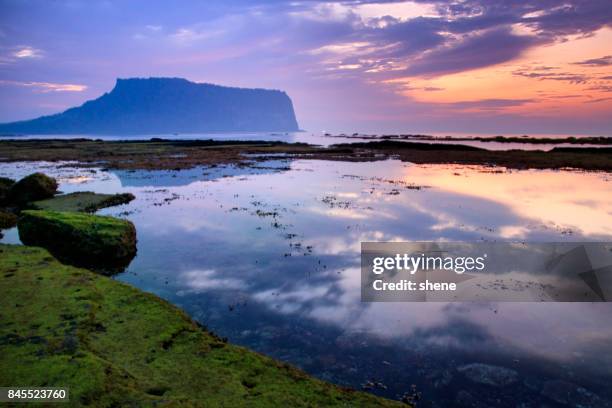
[0,172,404,406]
[325,133,612,145]
[0,138,611,171]
[0,244,403,406]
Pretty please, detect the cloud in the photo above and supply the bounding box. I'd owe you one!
[521,0,612,36]
[180,269,247,292]
[0,0,611,132]
[586,84,612,93]
[12,46,43,59]
[403,27,541,77]
[0,80,87,92]
[290,0,612,79]
[0,46,44,63]
[573,55,612,67]
[442,98,535,111]
[360,0,611,77]
[513,69,589,84]
[169,27,219,45]
[585,97,612,104]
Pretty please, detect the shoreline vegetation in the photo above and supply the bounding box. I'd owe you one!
[0,138,611,171]
[0,244,404,407]
[0,172,407,406]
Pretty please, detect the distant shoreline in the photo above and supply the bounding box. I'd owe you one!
[0,138,610,172]
[324,133,612,145]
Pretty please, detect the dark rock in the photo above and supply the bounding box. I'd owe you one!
[426,368,453,388]
[0,209,17,229]
[541,380,606,408]
[0,177,15,205]
[18,210,136,272]
[457,363,518,387]
[32,191,135,213]
[455,390,487,408]
[8,173,57,206]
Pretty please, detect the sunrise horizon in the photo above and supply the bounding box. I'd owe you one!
[1,0,611,135]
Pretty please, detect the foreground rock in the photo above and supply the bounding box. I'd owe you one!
[0,244,402,407]
[0,176,15,205]
[18,210,136,271]
[31,191,135,212]
[0,209,17,229]
[7,172,57,206]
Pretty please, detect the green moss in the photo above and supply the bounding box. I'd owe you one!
[31,192,135,213]
[0,244,404,407]
[7,172,58,206]
[17,210,136,272]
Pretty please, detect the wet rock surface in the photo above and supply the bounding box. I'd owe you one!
[6,172,57,206]
[0,176,15,205]
[18,210,137,273]
[31,191,135,213]
[0,209,17,229]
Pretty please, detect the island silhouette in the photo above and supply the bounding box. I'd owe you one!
[0,77,300,134]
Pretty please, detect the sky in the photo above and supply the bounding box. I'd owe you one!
[0,0,611,135]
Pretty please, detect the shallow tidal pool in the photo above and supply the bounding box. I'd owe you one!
[2,158,612,407]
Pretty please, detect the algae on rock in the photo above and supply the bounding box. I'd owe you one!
[31,191,135,213]
[0,244,404,407]
[6,172,57,206]
[18,210,136,271]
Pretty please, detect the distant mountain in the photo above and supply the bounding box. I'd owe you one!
[0,77,300,134]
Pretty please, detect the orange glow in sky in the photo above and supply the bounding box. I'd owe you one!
[385,28,612,117]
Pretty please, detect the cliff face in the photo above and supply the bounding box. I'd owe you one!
[0,77,300,134]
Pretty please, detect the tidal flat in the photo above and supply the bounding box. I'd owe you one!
[0,138,611,171]
[1,152,611,407]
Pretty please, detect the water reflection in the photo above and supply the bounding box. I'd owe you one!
[1,159,611,407]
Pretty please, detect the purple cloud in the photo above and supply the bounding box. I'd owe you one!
[512,70,590,84]
[573,55,612,67]
[443,98,535,110]
[404,27,541,77]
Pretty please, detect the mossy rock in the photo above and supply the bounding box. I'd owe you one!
[0,176,15,205]
[8,172,57,206]
[0,209,17,229]
[0,244,404,407]
[32,191,135,213]
[17,210,136,272]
